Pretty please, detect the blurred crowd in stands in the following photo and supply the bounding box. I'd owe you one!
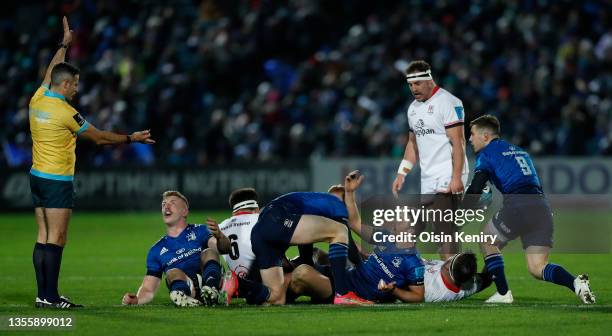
[1,0,611,168]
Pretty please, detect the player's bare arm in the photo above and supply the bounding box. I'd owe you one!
[445,126,466,193]
[206,218,231,254]
[392,132,418,197]
[344,171,366,234]
[79,126,156,145]
[379,280,424,303]
[41,16,72,87]
[122,275,161,305]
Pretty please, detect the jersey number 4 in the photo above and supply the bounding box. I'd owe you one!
[228,234,240,260]
[514,156,533,176]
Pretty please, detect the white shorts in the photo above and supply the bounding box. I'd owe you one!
[421,173,469,194]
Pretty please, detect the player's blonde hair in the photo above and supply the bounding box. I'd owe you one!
[162,190,189,208]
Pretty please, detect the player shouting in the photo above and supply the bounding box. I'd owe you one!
[122,191,229,307]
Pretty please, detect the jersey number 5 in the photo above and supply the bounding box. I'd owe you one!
[514,156,533,176]
[228,234,240,260]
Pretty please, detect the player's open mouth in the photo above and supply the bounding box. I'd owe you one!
[164,211,172,216]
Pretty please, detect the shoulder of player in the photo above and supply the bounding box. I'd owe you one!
[436,87,461,101]
[190,223,211,232]
[148,236,167,253]
[434,88,463,107]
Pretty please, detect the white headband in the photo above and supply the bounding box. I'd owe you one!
[406,69,433,82]
[232,200,259,211]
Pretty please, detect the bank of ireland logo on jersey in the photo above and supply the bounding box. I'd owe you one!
[392,257,402,268]
[176,248,186,255]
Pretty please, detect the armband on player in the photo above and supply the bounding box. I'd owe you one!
[397,159,414,175]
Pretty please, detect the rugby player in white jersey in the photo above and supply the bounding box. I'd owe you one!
[204,188,261,305]
[391,60,469,259]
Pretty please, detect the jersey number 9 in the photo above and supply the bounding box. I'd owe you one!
[514,156,533,176]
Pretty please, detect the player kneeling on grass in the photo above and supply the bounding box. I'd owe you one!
[122,191,231,307]
[465,115,595,304]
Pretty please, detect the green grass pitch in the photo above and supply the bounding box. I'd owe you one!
[0,211,611,335]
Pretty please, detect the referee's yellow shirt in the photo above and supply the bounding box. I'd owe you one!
[28,86,89,181]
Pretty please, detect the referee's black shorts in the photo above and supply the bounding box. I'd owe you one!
[30,174,74,209]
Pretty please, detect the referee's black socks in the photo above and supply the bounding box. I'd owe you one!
[32,243,46,299]
[44,243,64,302]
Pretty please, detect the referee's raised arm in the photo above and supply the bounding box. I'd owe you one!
[41,17,72,88]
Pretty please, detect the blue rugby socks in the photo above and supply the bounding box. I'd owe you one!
[202,260,222,289]
[237,277,270,305]
[329,243,349,295]
[44,244,64,302]
[542,263,575,291]
[33,243,46,299]
[485,253,509,295]
[170,280,191,296]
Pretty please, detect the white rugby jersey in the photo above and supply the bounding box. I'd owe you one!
[423,259,479,302]
[406,87,469,193]
[219,213,258,279]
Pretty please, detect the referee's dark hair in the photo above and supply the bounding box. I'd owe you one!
[229,188,258,209]
[51,62,80,86]
[450,252,477,285]
[405,60,431,75]
[470,114,501,135]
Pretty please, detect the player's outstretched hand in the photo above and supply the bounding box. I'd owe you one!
[62,16,73,47]
[345,170,364,193]
[206,218,221,238]
[130,130,156,144]
[122,293,138,305]
[392,174,405,198]
[448,177,464,194]
[378,279,397,293]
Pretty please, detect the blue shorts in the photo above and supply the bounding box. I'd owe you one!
[251,200,303,269]
[492,197,553,248]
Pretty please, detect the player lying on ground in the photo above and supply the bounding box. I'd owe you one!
[465,115,595,304]
[290,250,492,303]
[121,191,231,307]
[289,173,427,303]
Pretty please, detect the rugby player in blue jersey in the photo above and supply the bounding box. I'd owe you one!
[246,172,375,305]
[465,115,595,304]
[289,173,426,303]
[121,191,230,307]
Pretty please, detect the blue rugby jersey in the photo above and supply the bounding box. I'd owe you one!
[349,251,424,302]
[474,139,543,195]
[146,224,212,278]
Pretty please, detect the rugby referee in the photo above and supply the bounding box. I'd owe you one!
[29,17,155,309]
